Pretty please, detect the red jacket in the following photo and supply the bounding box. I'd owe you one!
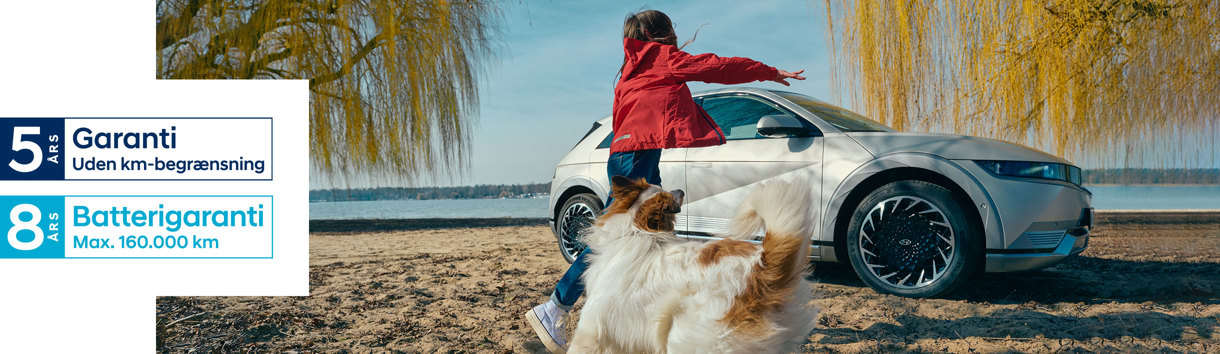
[610,38,778,153]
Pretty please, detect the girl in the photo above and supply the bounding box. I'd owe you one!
[525,9,805,351]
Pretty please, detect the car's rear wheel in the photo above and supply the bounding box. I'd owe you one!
[845,180,980,297]
[555,193,601,263]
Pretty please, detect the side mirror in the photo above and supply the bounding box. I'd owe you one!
[757,115,820,138]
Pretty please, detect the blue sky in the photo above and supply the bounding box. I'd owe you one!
[449,1,834,187]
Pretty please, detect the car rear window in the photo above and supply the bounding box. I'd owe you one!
[596,132,612,149]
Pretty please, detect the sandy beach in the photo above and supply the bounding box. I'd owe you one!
[158,214,1220,353]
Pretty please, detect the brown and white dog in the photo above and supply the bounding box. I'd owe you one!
[569,176,817,353]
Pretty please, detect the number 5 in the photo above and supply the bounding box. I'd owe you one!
[9,126,42,173]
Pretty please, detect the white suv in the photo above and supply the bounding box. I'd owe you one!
[548,87,1092,297]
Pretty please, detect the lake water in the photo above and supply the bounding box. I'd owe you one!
[1085,185,1220,210]
[308,185,1220,220]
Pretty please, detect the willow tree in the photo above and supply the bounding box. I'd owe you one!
[156,0,501,184]
[824,0,1219,166]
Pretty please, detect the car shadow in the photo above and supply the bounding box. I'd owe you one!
[814,309,1217,344]
[811,256,1220,305]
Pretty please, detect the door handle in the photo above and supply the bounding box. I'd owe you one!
[691,162,712,168]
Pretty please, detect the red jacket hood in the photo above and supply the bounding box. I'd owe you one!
[620,38,657,81]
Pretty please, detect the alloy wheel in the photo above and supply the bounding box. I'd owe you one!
[857,196,955,289]
[559,202,595,259]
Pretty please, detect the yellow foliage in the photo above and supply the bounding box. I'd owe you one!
[156,0,501,184]
[824,0,1219,166]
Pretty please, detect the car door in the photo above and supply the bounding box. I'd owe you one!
[589,129,689,232]
[682,93,823,240]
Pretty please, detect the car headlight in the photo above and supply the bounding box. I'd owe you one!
[975,160,1082,186]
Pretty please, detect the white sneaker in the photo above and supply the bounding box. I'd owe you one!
[524,301,568,352]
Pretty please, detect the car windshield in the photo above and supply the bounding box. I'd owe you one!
[774,92,894,132]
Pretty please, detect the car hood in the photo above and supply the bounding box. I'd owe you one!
[846,132,1072,164]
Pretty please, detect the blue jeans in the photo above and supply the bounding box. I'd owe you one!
[550,149,661,309]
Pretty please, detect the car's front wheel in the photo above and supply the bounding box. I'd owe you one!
[845,180,980,297]
[555,193,602,263]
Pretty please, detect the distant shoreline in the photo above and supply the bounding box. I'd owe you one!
[309,196,549,203]
[306,184,1220,203]
[310,211,1219,233]
[1093,210,1220,224]
[310,217,549,234]
[1084,183,1220,186]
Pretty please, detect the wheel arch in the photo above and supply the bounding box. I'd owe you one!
[823,154,999,263]
[550,175,606,221]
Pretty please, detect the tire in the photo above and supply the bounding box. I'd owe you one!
[845,180,981,298]
[554,193,602,263]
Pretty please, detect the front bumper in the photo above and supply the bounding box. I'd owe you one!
[955,160,1093,272]
[985,228,1089,272]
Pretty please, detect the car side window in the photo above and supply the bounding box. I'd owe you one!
[698,95,798,140]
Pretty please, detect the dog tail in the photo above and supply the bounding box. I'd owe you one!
[726,179,815,245]
[721,179,815,334]
[653,289,687,352]
[750,179,814,281]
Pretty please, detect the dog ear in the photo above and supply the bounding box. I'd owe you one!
[611,175,633,189]
[599,176,650,222]
[610,176,649,198]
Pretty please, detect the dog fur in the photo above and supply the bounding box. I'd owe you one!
[568,176,818,353]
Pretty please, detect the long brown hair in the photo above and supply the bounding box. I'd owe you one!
[616,10,704,81]
[623,10,678,46]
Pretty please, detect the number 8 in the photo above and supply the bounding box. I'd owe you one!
[8,204,43,251]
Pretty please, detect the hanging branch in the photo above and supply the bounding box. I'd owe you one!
[156,0,503,186]
[824,0,1218,167]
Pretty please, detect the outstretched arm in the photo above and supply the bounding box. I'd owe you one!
[667,50,804,86]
